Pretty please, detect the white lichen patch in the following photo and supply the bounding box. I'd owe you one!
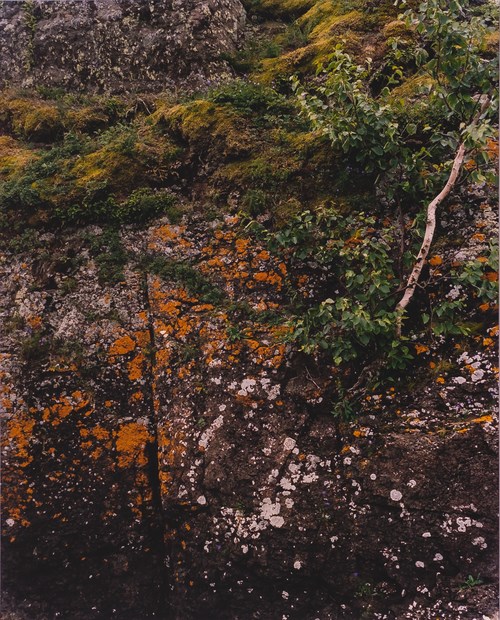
[238,378,256,396]
[269,516,285,528]
[199,414,224,450]
[390,489,403,502]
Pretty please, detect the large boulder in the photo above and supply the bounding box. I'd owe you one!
[0,0,246,93]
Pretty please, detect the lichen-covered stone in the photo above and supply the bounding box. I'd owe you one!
[0,0,246,93]
[1,209,498,619]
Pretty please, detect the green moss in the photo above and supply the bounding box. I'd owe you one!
[0,96,65,141]
[0,136,38,181]
[87,228,128,285]
[150,99,253,157]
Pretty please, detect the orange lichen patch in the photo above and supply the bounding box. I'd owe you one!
[256,250,270,261]
[479,302,491,312]
[472,415,493,424]
[471,233,486,241]
[134,329,151,348]
[5,416,35,466]
[486,139,499,158]
[128,352,147,381]
[27,315,42,329]
[202,256,225,269]
[109,334,136,356]
[235,238,251,254]
[429,361,436,369]
[178,361,196,379]
[476,256,488,263]
[155,224,185,242]
[489,325,499,337]
[155,347,173,370]
[483,338,494,348]
[157,299,182,316]
[415,344,429,355]
[71,391,90,409]
[137,310,149,325]
[130,391,144,402]
[436,376,445,384]
[91,425,110,441]
[484,271,498,282]
[428,255,443,267]
[104,400,113,408]
[42,402,71,425]
[252,271,283,289]
[39,391,92,426]
[115,422,152,468]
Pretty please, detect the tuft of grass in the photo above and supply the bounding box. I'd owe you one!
[141,255,225,305]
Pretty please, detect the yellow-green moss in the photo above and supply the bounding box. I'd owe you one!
[0,136,38,181]
[0,96,65,140]
[65,106,109,133]
[256,0,316,18]
[149,99,252,157]
[389,74,435,102]
[481,31,500,56]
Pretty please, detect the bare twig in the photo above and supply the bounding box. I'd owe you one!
[395,96,490,336]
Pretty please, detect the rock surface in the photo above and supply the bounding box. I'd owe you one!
[0,0,246,93]
[1,213,498,619]
[0,1,498,618]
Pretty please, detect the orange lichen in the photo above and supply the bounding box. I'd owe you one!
[92,425,110,441]
[471,233,486,241]
[128,352,146,381]
[109,334,136,356]
[235,238,251,254]
[472,415,493,424]
[252,271,283,289]
[134,330,151,348]
[115,422,152,468]
[6,416,35,466]
[27,316,42,329]
[428,255,443,266]
[415,344,429,355]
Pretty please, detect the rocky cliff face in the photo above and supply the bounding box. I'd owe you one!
[0,1,498,619]
[1,211,498,619]
[0,0,246,93]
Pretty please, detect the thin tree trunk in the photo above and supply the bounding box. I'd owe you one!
[394,96,489,336]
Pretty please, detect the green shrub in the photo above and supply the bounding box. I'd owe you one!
[208,80,296,126]
[141,256,225,304]
[116,188,181,224]
[87,228,128,285]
